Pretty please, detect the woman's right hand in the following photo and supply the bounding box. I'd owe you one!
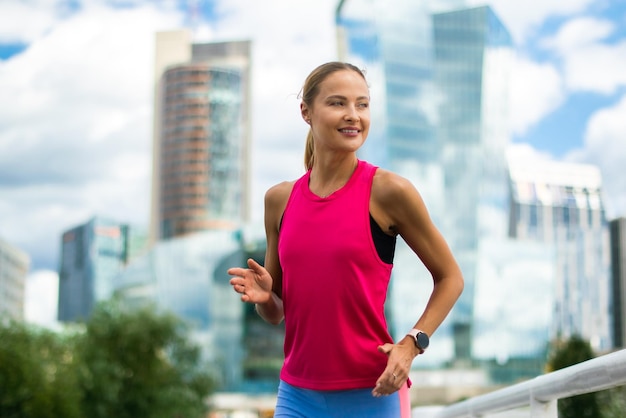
[227,258,273,304]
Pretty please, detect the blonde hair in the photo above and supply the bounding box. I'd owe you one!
[300,62,367,171]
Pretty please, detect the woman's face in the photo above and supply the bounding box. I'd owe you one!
[302,69,370,155]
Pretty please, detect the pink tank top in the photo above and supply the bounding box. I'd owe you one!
[278,160,394,390]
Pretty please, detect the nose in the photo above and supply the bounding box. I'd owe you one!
[344,105,360,122]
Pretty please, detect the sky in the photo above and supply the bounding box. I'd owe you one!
[1,0,625,327]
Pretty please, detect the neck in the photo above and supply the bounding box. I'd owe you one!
[309,156,358,198]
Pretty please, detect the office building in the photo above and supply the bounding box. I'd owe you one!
[57,217,147,322]
[337,2,514,365]
[111,225,284,392]
[610,217,626,348]
[508,155,612,351]
[0,237,30,320]
[151,31,251,241]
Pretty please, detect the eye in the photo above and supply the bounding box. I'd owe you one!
[358,102,369,108]
[331,101,343,106]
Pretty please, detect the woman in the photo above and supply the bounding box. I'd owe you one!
[228,62,464,417]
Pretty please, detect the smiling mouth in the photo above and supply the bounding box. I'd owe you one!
[339,128,359,134]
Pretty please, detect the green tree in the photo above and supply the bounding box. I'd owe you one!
[0,319,81,418]
[77,300,215,418]
[597,383,626,418]
[547,335,602,418]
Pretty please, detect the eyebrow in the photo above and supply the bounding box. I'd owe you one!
[325,94,370,101]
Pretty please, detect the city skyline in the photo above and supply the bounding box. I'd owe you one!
[0,0,625,326]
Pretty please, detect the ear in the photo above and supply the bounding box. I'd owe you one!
[301,102,310,124]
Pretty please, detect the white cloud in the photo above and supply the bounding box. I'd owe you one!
[0,3,184,270]
[24,269,60,328]
[565,94,626,219]
[542,17,626,94]
[509,53,566,137]
[2,0,625,277]
[545,16,614,50]
[0,0,67,44]
[0,0,340,269]
[479,0,595,45]
[506,142,555,162]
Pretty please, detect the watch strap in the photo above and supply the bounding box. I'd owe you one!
[407,328,428,354]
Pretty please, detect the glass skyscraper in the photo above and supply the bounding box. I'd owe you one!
[151,32,251,241]
[336,0,436,169]
[337,2,514,365]
[433,6,513,361]
[57,217,147,322]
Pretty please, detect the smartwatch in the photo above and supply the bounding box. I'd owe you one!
[407,328,430,354]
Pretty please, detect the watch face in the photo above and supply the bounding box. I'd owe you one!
[417,332,430,349]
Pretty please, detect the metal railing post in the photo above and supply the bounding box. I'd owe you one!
[529,397,557,418]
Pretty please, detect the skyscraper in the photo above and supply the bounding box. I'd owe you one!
[0,237,29,320]
[337,1,514,365]
[57,217,146,322]
[151,31,251,241]
[508,156,612,351]
[610,217,626,348]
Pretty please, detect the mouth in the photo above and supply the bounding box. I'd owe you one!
[338,128,360,134]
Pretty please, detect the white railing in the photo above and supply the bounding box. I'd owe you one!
[414,349,626,418]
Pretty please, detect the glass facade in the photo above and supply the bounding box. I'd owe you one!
[433,6,513,362]
[337,2,516,366]
[160,65,243,238]
[57,217,146,322]
[146,35,273,391]
[0,237,29,320]
[153,36,252,241]
[508,158,612,351]
[336,0,435,169]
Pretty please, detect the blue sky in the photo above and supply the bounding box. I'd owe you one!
[0,0,625,325]
[515,0,626,157]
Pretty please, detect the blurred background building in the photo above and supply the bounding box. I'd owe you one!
[57,216,147,322]
[336,0,613,384]
[0,237,29,320]
[336,1,516,367]
[508,156,611,351]
[54,33,280,394]
[48,0,619,405]
[109,225,284,392]
[150,31,251,242]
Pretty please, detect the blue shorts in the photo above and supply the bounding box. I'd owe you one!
[274,380,402,417]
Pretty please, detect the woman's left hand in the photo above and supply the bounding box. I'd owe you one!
[371,341,416,397]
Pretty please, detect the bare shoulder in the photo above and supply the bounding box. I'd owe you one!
[371,168,430,235]
[371,168,420,204]
[264,180,297,228]
[265,180,296,207]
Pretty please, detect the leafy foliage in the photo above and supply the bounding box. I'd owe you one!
[546,335,602,418]
[597,385,626,418]
[0,300,215,418]
[77,300,215,418]
[0,319,81,418]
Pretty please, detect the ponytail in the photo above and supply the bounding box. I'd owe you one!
[304,129,314,171]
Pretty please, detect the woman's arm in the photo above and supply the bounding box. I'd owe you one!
[372,169,464,336]
[227,181,293,325]
[371,169,464,396]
